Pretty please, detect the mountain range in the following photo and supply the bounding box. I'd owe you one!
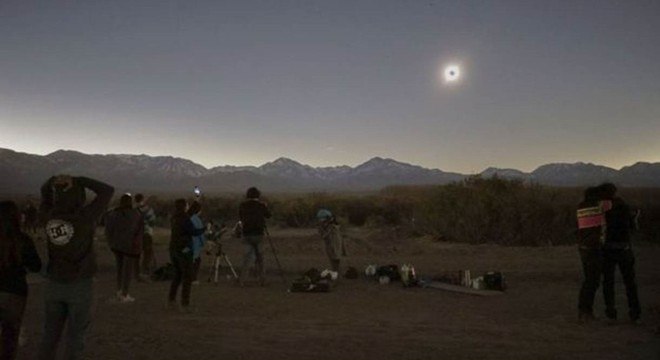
[1,148,659,194]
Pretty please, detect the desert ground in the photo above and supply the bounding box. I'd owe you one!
[18,227,660,360]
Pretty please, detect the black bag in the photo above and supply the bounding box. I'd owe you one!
[151,263,176,281]
[289,277,331,293]
[484,271,506,291]
[376,265,400,281]
[344,266,359,279]
[303,268,322,283]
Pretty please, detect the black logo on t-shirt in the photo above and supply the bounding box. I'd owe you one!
[46,219,75,246]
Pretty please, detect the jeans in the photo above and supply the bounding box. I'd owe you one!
[240,235,264,282]
[578,248,602,315]
[113,251,137,296]
[0,292,27,360]
[139,233,155,275]
[38,278,94,360]
[603,248,641,320]
[168,252,193,307]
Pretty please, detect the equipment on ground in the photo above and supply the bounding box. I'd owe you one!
[151,263,175,281]
[399,264,418,287]
[289,276,331,293]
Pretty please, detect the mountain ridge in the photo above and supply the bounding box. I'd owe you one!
[1,148,659,193]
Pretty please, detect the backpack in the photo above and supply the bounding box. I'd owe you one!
[483,272,506,291]
[151,263,176,281]
[376,265,401,281]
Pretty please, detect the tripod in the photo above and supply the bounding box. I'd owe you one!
[205,223,238,283]
[207,241,238,283]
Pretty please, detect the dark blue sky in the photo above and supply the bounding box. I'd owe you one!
[1,0,659,172]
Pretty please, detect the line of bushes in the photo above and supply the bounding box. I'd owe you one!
[137,177,659,246]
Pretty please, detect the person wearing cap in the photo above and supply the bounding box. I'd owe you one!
[104,193,143,302]
[38,175,114,360]
[316,209,345,272]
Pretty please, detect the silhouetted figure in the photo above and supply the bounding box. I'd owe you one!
[0,201,42,360]
[598,183,641,323]
[187,201,206,284]
[22,202,38,234]
[168,199,203,311]
[38,175,114,360]
[134,194,157,278]
[238,187,271,286]
[576,186,609,323]
[316,209,345,272]
[105,193,143,303]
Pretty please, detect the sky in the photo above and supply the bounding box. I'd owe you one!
[1,0,659,173]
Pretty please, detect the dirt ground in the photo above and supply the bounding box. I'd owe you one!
[18,227,660,360]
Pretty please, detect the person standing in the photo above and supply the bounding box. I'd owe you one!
[38,175,114,360]
[168,199,203,311]
[188,201,206,285]
[104,193,143,303]
[22,201,38,235]
[598,183,642,323]
[0,201,42,360]
[238,187,271,286]
[134,194,157,278]
[576,187,609,323]
[316,209,345,272]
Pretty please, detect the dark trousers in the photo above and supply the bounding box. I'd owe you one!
[168,253,193,307]
[113,251,138,296]
[38,279,94,360]
[240,235,265,283]
[603,248,641,320]
[139,233,155,275]
[192,257,201,282]
[0,292,27,360]
[578,248,602,315]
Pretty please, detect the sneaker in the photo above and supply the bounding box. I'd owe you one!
[115,290,123,300]
[119,294,135,303]
[167,301,179,311]
[191,280,200,286]
[631,318,642,326]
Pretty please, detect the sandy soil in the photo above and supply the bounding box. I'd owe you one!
[18,227,660,360]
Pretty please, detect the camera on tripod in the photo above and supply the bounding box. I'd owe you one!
[204,220,238,282]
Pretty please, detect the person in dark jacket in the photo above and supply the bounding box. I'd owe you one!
[0,201,42,360]
[598,183,642,323]
[105,193,143,303]
[576,186,610,323]
[38,175,114,360]
[238,187,271,286]
[168,199,204,311]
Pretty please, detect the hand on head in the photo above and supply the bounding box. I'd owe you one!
[53,175,73,191]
